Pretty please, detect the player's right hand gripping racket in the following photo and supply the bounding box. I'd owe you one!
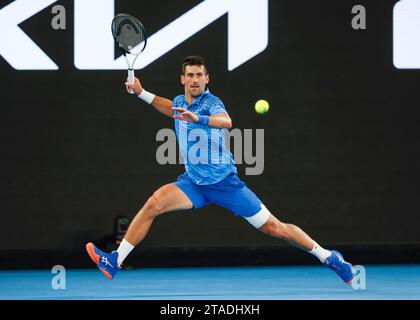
[111,13,147,94]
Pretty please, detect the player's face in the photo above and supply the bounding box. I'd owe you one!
[181,65,209,98]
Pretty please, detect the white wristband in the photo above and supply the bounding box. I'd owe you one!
[138,89,156,104]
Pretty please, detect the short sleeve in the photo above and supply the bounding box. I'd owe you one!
[207,98,228,115]
[172,95,181,107]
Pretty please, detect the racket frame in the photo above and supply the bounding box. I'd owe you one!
[111,14,147,94]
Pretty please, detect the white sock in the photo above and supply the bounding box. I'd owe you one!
[116,239,135,267]
[309,241,332,263]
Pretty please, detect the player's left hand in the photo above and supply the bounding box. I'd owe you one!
[171,107,199,122]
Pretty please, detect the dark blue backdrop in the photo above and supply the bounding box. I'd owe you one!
[1,0,419,254]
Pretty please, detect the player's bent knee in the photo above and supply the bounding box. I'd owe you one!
[144,193,165,216]
[259,219,278,236]
[243,204,271,228]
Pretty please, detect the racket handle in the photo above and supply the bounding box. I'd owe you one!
[128,69,135,94]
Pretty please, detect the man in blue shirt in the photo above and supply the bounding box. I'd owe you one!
[86,56,355,284]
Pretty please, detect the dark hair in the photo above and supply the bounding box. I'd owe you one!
[182,55,208,75]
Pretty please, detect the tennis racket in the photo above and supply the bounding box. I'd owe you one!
[111,13,147,94]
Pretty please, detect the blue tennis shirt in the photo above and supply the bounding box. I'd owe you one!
[172,89,237,185]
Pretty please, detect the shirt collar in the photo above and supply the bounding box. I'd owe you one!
[185,88,210,106]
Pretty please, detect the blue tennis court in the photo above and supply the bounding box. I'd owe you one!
[1,264,419,300]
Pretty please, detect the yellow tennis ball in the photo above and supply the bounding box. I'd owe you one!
[255,100,269,114]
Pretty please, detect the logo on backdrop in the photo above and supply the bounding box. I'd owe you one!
[2,1,420,70]
[0,0,268,70]
[393,0,420,69]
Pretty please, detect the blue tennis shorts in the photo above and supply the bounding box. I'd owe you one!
[174,172,262,218]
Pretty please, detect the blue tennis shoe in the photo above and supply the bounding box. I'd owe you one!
[324,250,355,284]
[86,242,120,280]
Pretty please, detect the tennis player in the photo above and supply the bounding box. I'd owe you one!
[86,56,355,284]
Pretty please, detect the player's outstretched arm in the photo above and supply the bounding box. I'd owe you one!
[172,107,232,129]
[208,114,232,129]
[125,77,173,118]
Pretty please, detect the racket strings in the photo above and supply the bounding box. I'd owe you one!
[112,15,146,53]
